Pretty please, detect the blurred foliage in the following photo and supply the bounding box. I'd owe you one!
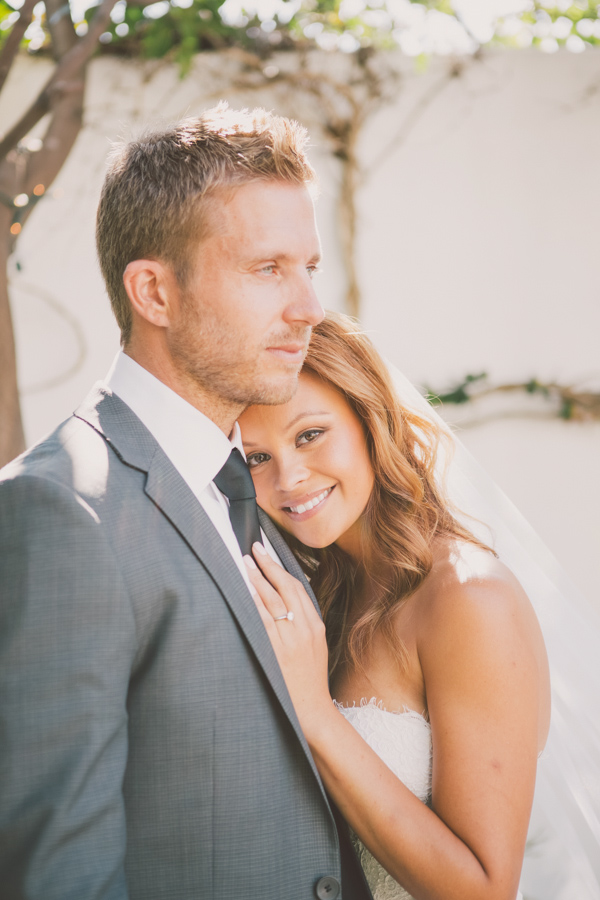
[1,0,599,77]
[426,371,488,405]
[426,372,600,422]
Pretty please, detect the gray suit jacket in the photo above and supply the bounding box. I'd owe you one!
[0,385,371,900]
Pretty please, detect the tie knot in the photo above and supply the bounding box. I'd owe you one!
[213,448,257,502]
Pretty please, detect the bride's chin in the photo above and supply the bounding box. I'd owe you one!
[278,523,331,550]
[294,531,337,551]
[300,538,330,550]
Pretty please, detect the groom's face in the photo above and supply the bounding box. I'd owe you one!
[167,179,324,408]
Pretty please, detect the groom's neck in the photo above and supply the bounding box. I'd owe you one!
[123,343,243,438]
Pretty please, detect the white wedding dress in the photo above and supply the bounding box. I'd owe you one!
[336,699,432,900]
[336,698,524,900]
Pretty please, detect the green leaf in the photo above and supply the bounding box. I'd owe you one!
[559,399,574,420]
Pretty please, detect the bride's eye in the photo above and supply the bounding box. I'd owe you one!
[246,452,271,469]
[297,429,324,446]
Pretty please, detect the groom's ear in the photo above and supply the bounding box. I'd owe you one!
[123,259,178,330]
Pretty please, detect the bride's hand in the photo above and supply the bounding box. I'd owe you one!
[244,543,333,740]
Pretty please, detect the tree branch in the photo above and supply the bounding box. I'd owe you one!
[0,212,25,465]
[0,0,117,162]
[428,376,600,423]
[45,0,78,60]
[0,99,51,164]
[14,83,85,239]
[0,0,38,93]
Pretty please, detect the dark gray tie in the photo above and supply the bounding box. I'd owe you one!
[213,448,262,556]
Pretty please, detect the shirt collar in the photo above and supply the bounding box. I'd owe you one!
[105,351,243,497]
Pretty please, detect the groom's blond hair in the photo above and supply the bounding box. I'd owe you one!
[96,103,316,345]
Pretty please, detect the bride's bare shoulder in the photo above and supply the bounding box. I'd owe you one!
[415,538,536,643]
[415,538,551,746]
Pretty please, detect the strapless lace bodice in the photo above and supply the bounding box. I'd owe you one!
[335,698,432,900]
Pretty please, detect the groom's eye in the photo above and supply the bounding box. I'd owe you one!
[247,452,271,469]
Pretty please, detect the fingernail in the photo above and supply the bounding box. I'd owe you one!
[253,542,267,556]
[244,555,257,569]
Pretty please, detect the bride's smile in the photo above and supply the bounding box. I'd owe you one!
[281,485,335,519]
[239,371,374,556]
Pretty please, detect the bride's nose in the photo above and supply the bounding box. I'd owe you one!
[274,455,311,494]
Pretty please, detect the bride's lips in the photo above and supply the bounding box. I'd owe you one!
[266,343,307,364]
[281,486,335,522]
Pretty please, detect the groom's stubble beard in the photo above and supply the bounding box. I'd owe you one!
[167,291,312,408]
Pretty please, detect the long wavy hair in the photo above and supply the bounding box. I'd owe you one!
[287,311,491,677]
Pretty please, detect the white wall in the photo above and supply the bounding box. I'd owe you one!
[355,50,600,607]
[2,48,599,604]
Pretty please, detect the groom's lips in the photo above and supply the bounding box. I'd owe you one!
[266,343,307,364]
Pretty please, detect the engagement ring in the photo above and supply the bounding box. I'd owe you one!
[273,611,295,622]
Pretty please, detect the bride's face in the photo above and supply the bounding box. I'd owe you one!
[239,372,375,557]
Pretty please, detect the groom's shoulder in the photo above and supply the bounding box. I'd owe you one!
[0,415,90,488]
[0,417,105,546]
[0,382,146,506]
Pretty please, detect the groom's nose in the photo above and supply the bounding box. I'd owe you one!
[282,273,324,327]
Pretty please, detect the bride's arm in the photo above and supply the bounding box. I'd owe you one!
[244,545,542,900]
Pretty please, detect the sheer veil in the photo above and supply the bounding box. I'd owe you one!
[388,363,600,900]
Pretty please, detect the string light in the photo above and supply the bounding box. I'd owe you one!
[0,185,49,233]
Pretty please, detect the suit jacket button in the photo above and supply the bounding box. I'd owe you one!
[315,875,341,899]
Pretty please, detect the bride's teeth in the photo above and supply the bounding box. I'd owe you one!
[288,487,331,514]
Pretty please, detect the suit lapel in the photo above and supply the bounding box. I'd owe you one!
[145,456,332,804]
[258,510,321,617]
[75,386,330,805]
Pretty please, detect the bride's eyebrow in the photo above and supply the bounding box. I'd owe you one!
[285,411,331,430]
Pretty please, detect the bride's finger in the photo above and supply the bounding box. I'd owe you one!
[243,555,291,623]
[245,576,284,646]
[251,543,317,623]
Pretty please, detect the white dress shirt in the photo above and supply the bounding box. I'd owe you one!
[106,351,281,589]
